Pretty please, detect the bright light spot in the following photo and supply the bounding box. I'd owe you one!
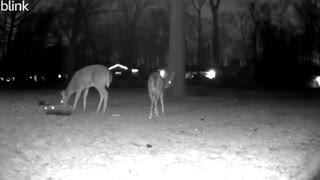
[160,69,166,78]
[131,69,139,73]
[4,77,15,82]
[315,76,320,86]
[109,63,128,70]
[34,75,38,82]
[311,76,320,88]
[58,74,62,79]
[29,76,33,79]
[12,77,15,81]
[115,71,122,75]
[205,69,216,79]
[0,77,4,81]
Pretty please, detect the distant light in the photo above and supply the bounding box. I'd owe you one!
[109,64,128,70]
[185,72,196,79]
[58,74,62,79]
[205,69,216,79]
[29,76,32,79]
[115,71,122,75]
[311,76,320,88]
[315,76,320,86]
[6,77,15,82]
[12,77,15,81]
[131,69,139,73]
[34,75,38,82]
[0,77,3,81]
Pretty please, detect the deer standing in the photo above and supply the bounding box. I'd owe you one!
[60,64,112,114]
[148,69,175,119]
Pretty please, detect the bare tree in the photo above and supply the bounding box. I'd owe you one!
[0,0,42,61]
[248,0,262,72]
[168,0,185,97]
[238,12,251,67]
[118,0,150,66]
[139,7,169,70]
[187,0,206,66]
[61,0,115,75]
[208,0,221,67]
[294,0,320,61]
[247,0,275,80]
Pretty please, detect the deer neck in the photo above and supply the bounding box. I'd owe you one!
[63,82,76,104]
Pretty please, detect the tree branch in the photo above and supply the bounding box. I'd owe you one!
[16,0,42,21]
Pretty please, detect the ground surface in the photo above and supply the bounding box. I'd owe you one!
[0,87,320,180]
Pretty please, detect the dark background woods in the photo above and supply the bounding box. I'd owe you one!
[0,0,319,89]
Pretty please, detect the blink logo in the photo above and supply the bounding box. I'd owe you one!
[1,0,29,11]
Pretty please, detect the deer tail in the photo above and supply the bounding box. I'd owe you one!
[106,70,113,88]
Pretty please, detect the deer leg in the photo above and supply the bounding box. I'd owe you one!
[155,96,160,117]
[149,96,154,119]
[73,89,82,111]
[160,92,164,114]
[83,88,89,111]
[102,90,108,114]
[97,91,104,113]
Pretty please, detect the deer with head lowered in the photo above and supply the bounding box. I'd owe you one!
[148,69,175,119]
[60,64,112,114]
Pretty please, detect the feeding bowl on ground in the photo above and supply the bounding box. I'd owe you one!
[45,104,73,116]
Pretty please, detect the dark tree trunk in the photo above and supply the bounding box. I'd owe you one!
[212,10,219,67]
[209,0,221,68]
[168,0,185,98]
[6,11,17,61]
[197,10,202,66]
[249,0,260,83]
[253,23,259,81]
[2,12,8,61]
[190,0,205,67]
